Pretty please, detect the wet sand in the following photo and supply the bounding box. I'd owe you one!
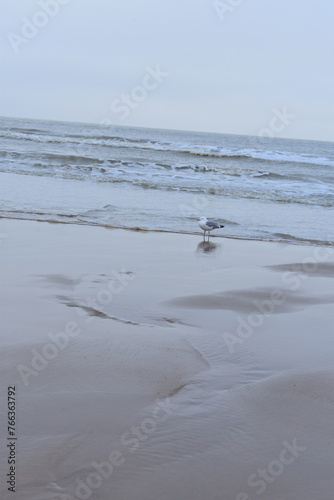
[1,218,334,500]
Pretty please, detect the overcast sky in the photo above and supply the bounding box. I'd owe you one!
[1,0,333,141]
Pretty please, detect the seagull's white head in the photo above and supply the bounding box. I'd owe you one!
[196,217,207,222]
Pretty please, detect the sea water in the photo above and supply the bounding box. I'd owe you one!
[1,116,333,245]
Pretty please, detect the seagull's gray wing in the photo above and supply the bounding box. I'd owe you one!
[206,220,220,229]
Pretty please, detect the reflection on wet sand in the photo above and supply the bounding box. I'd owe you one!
[196,240,221,254]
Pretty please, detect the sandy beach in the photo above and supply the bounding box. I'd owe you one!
[1,217,334,500]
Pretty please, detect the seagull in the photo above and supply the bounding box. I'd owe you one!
[196,217,224,238]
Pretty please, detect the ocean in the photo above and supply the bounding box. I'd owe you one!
[1,116,333,245]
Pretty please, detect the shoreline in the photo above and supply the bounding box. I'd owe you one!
[1,214,333,247]
[1,218,334,499]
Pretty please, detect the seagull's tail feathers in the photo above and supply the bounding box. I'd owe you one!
[219,225,224,228]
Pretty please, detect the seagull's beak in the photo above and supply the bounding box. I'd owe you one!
[196,218,200,221]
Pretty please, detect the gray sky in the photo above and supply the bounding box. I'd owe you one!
[1,0,333,141]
